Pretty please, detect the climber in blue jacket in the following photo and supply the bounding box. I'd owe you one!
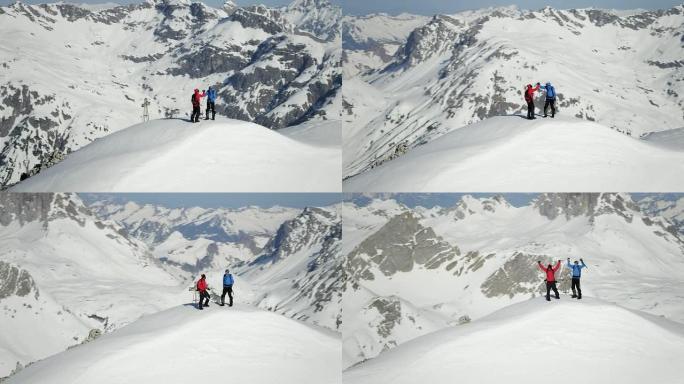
[220,269,234,307]
[541,82,556,118]
[205,86,217,121]
[567,257,587,299]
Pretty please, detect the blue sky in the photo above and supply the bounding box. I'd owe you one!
[80,193,342,209]
[2,0,681,15]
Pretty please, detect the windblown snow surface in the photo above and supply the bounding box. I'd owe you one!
[6,304,341,384]
[344,116,684,192]
[9,118,341,192]
[344,298,684,384]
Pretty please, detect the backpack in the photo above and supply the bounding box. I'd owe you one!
[546,85,555,98]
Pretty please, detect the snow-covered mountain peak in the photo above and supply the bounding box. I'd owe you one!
[445,194,512,218]
[532,193,642,222]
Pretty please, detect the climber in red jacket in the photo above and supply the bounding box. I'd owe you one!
[190,89,206,123]
[196,274,210,310]
[524,83,541,120]
[537,260,561,301]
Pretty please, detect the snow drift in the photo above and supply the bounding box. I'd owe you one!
[344,297,684,384]
[344,116,684,192]
[10,118,341,192]
[6,304,341,384]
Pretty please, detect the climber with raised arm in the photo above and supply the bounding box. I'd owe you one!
[537,260,561,301]
[524,83,541,119]
[541,82,556,118]
[567,257,587,299]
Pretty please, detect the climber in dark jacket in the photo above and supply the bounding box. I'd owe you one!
[524,83,540,119]
[542,82,556,118]
[205,87,217,121]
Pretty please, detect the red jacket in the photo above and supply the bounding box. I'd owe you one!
[538,261,561,282]
[524,84,540,103]
[192,90,206,107]
[196,278,208,292]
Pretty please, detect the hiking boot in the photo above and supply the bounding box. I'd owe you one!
[546,297,551,301]
[578,296,582,300]
[571,295,577,298]
[555,296,560,299]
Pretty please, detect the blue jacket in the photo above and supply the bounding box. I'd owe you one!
[223,273,234,286]
[543,84,556,99]
[567,260,586,277]
[206,88,217,102]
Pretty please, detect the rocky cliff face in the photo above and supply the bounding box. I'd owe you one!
[243,206,342,330]
[0,262,39,301]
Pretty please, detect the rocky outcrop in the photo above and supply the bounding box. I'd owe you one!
[349,211,460,279]
[0,261,39,301]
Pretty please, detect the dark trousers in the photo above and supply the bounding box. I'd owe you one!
[526,101,535,119]
[205,101,216,120]
[191,105,201,122]
[544,99,555,117]
[571,277,581,298]
[221,285,233,306]
[546,281,559,300]
[198,290,210,309]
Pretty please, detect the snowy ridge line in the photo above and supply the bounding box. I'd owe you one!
[9,118,342,192]
[344,297,684,384]
[5,304,341,384]
[343,116,684,192]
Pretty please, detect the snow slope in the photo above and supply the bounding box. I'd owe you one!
[344,116,684,192]
[9,118,341,192]
[344,298,684,384]
[6,304,341,384]
[0,193,186,378]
